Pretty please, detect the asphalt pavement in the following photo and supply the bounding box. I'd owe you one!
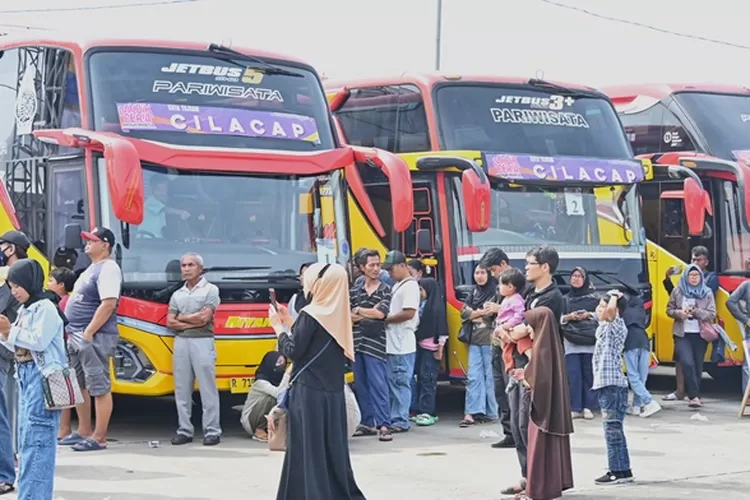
[10,370,750,499]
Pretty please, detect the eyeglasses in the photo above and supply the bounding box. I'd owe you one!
[526,261,540,267]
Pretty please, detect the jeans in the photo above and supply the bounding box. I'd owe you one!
[388,353,415,430]
[465,344,498,419]
[410,346,440,416]
[565,353,598,413]
[507,378,530,478]
[491,346,512,437]
[624,348,653,407]
[0,360,14,485]
[17,362,61,500]
[354,352,390,428]
[598,385,630,473]
[742,328,750,393]
[674,334,708,399]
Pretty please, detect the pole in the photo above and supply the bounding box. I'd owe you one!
[435,0,443,71]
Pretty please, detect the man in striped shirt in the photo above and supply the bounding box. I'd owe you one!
[351,249,393,442]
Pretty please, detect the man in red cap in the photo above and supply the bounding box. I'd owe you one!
[61,227,122,452]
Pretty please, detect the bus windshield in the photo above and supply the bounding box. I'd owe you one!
[88,51,334,151]
[675,92,750,160]
[97,161,342,283]
[435,84,631,159]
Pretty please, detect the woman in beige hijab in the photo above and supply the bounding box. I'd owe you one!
[270,263,366,500]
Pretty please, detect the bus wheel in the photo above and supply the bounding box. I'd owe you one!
[706,365,742,393]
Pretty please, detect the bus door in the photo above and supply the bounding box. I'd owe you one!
[640,178,714,361]
[400,178,441,280]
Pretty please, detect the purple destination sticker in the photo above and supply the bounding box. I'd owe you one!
[115,103,320,143]
[484,153,644,184]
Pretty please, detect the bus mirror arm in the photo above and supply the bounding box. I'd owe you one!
[34,128,145,226]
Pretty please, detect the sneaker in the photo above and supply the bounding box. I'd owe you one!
[688,397,703,409]
[491,435,515,449]
[640,400,662,418]
[595,470,634,485]
[582,409,595,420]
[625,406,641,416]
[571,411,583,419]
[171,434,193,446]
[203,435,221,446]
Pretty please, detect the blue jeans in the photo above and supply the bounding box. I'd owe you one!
[624,348,652,407]
[598,385,630,473]
[465,344,498,419]
[410,346,440,415]
[0,360,14,485]
[565,353,598,413]
[354,352,390,428]
[17,362,61,500]
[388,353,415,430]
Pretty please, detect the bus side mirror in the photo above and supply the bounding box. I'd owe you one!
[64,223,83,249]
[416,228,433,255]
[462,169,490,232]
[34,128,145,225]
[683,177,706,236]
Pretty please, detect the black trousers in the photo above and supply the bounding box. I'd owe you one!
[492,345,512,438]
[674,334,708,399]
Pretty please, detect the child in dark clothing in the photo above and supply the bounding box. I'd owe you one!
[622,295,660,418]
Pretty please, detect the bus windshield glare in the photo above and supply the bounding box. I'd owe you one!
[87,51,334,151]
[435,85,632,159]
[675,92,750,160]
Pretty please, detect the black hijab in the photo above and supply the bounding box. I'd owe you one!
[568,266,593,297]
[254,351,285,387]
[564,266,600,313]
[7,259,68,326]
[416,278,448,342]
[467,267,498,309]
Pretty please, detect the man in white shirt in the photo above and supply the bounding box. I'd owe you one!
[383,250,420,432]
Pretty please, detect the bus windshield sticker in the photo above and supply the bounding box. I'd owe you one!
[116,103,320,144]
[563,191,585,216]
[491,93,587,128]
[484,154,644,184]
[152,80,283,102]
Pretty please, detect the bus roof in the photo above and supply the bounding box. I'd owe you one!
[0,31,308,65]
[603,83,750,102]
[323,73,600,93]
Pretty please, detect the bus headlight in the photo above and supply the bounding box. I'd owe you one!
[114,342,155,382]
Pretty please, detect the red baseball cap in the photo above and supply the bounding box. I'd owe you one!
[81,227,115,247]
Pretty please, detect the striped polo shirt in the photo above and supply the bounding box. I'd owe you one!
[350,280,391,360]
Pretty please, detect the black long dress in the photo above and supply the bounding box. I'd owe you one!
[276,311,366,500]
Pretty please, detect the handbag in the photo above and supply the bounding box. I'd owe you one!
[41,366,84,410]
[458,321,473,344]
[268,338,332,451]
[699,321,719,343]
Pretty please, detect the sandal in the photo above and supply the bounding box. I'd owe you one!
[459,418,475,428]
[501,484,525,495]
[58,432,84,446]
[0,482,13,495]
[389,426,409,433]
[378,427,393,442]
[353,425,378,437]
[415,414,438,426]
[71,437,108,452]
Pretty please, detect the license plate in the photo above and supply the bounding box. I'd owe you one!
[229,377,253,394]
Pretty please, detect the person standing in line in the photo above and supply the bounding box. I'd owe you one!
[478,248,515,448]
[560,267,599,421]
[270,263,365,500]
[662,246,718,402]
[666,265,716,409]
[0,259,69,500]
[0,230,30,490]
[167,253,222,446]
[726,263,750,392]
[522,307,574,500]
[64,228,122,452]
[354,248,394,288]
[350,249,393,442]
[622,294,661,418]
[382,251,420,433]
[410,277,447,427]
[407,259,425,280]
[459,264,499,427]
[500,245,564,497]
[592,290,635,485]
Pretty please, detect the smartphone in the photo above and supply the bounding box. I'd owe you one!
[269,288,279,311]
[669,265,682,275]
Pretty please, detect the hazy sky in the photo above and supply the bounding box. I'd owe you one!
[3,0,750,87]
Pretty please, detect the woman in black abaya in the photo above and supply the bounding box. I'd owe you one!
[270,262,365,500]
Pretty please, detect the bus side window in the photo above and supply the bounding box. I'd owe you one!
[336,84,429,153]
[620,102,695,155]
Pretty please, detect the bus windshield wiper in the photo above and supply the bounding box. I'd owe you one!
[207,43,304,78]
[527,78,600,98]
[203,265,270,273]
[221,273,299,282]
[584,270,640,295]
